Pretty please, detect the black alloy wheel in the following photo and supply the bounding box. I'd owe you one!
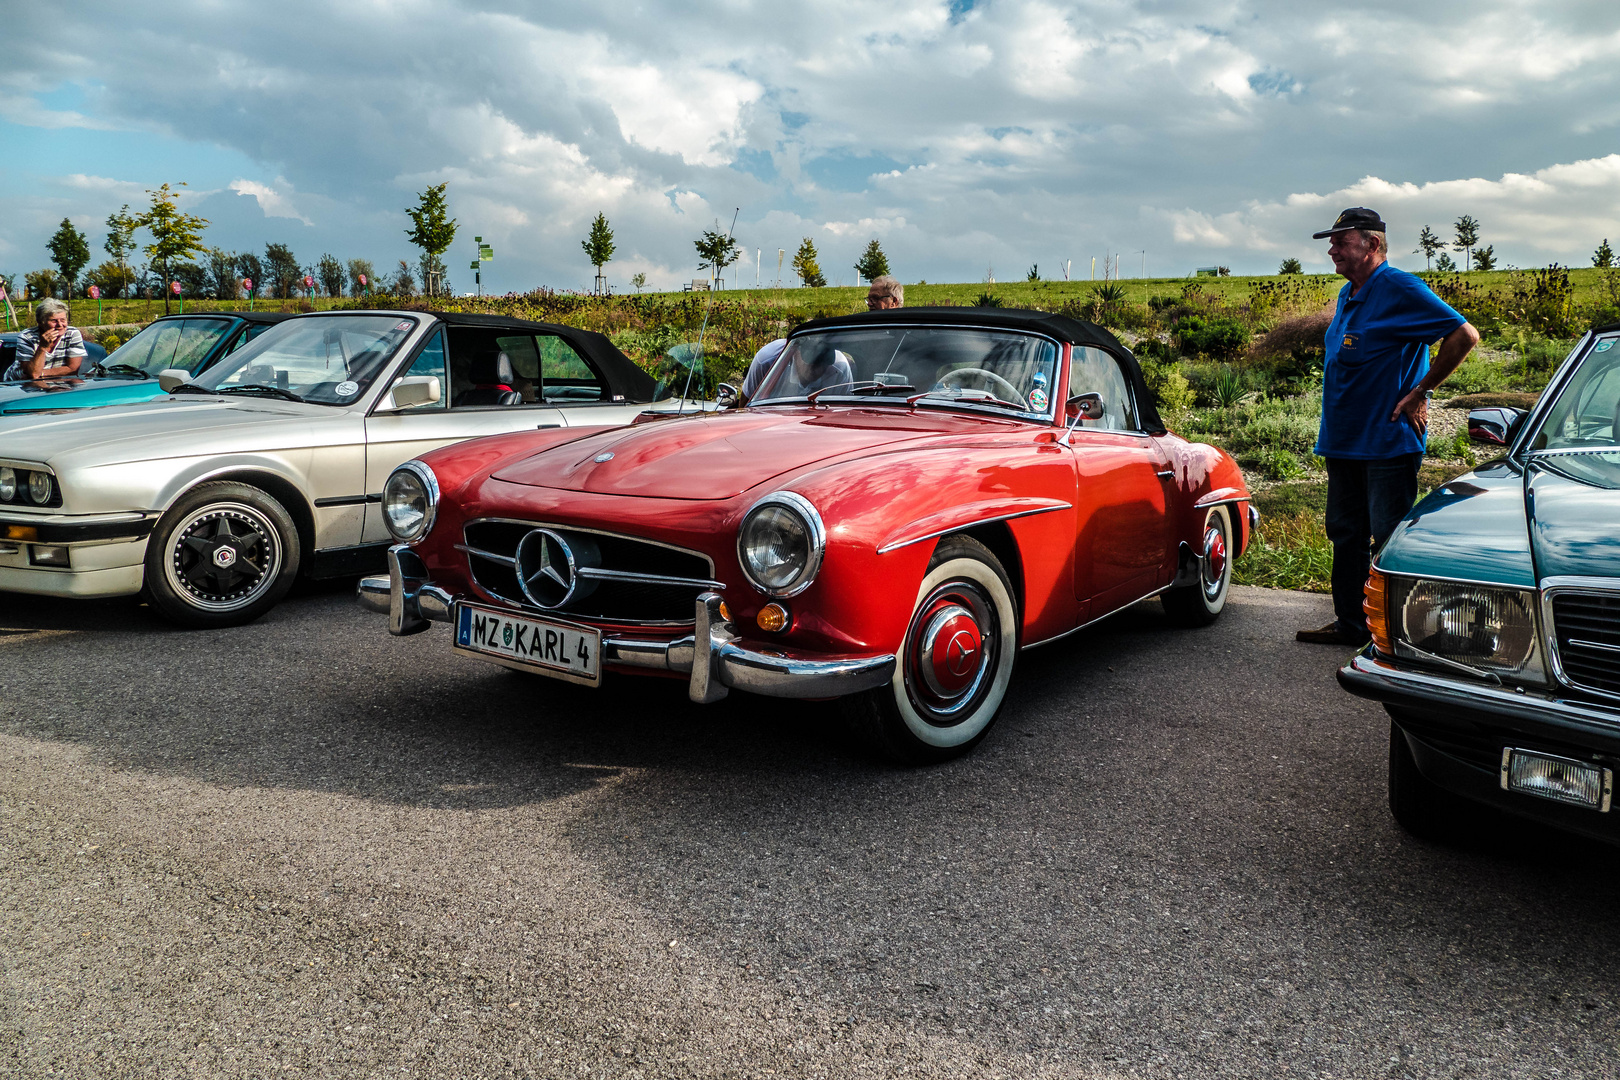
[143,481,301,628]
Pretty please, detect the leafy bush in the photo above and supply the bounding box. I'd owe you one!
[1438,353,1512,395]
[1255,447,1307,481]
[1140,360,1195,412]
[1502,265,1576,337]
[974,291,1004,308]
[1174,315,1250,360]
[1233,511,1333,592]
[1211,365,1247,408]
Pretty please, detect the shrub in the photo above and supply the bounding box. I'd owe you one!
[1140,360,1195,412]
[1439,353,1512,396]
[1233,511,1333,592]
[974,291,1004,308]
[1502,265,1576,337]
[1255,447,1307,481]
[1174,315,1249,360]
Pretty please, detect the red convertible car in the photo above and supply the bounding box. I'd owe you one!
[359,308,1254,761]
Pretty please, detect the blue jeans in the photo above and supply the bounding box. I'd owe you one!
[1324,453,1424,633]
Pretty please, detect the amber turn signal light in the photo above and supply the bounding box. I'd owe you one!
[1363,569,1391,655]
[756,602,790,633]
[718,600,732,623]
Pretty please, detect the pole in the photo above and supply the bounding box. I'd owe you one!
[1139,250,1146,278]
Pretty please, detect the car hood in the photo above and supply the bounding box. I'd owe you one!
[0,378,165,414]
[0,395,345,468]
[1525,458,1620,581]
[491,406,1017,500]
[1378,462,1537,588]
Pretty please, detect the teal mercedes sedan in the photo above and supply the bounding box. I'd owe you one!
[1340,323,1620,846]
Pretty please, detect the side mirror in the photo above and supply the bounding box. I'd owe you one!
[158,368,192,392]
[1066,392,1105,422]
[1468,406,1527,446]
[385,375,442,410]
[715,382,740,408]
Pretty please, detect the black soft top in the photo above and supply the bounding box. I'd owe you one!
[429,311,656,402]
[791,306,1164,433]
[145,311,296,326]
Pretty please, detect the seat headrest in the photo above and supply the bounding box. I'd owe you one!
[469,351,515,387]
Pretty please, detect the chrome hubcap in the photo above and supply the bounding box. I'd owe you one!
[1201,524,1228,601]
[905,582,997,725]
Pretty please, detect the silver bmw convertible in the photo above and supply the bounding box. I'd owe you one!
[0,309,690,627]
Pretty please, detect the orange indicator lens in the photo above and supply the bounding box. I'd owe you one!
[757,603,790,633]
[1363,570,1391,655]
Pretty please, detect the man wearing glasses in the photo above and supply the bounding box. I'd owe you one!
[740,276,904,401]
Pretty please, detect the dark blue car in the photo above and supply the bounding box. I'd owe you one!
[0,311,291,414]
[1340,322,1620,845]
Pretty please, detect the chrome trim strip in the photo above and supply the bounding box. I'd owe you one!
[1021,581,1173,650]
[1508,330,1593,462]
[1394,638,1503,685]
[1570,637,1620,654]
[737,490,826,598]
[1370,562,1540,592]
[576,565,726,590]
[1339,650,1620,735]
[455,543,515,566]
[1527,447,1620,459]
[1540,579,1620,705]
[464,517,716,576]
[875,503,1072,555]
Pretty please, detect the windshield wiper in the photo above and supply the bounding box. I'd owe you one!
[906,387,1010,408]
[217,383,306,402]
[167,383,218,395]
[805,380,918,405]
[97,363,150,379]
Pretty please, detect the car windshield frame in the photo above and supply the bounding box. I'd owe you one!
[188,313,422,407]
[749,323,1064,422]
[99,316,238,377]
[1517,330,1620,487]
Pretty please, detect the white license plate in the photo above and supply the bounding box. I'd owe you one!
[453,602,601,687]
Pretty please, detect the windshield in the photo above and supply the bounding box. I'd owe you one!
[191,315,419,405]
[105,318,234,376]
[1524,333,1620,487]
[752,326,1060,416]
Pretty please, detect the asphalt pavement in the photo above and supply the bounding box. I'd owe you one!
[2,582,1616,1079]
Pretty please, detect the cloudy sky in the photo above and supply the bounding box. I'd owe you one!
[5,0,1620,293]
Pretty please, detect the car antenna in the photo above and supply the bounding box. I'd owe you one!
[679,207,740,414]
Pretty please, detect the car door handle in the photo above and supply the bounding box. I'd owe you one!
[537,422,561,429]
[1155,469,1175,480]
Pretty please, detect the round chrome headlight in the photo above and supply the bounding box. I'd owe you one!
[737,491,825,597]
[27,470,53,505]
[382,461,439,544]
[0,468,14,502]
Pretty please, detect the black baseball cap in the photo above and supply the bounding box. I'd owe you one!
[1312,206,1386,239]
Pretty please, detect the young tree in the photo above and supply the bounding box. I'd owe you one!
[135,183,210,314]
[46,218,91,298]
[1027,264,1041,282]
[1278,257,1303,274]
[235,252,264,298]
[390,260,417,297]
[317,254,345,298]
[1435,252,1458,273]
[347,258,375,297]
[1594,239,1615,269]
[25,269,60,300]
[1471,245,1497,272]
[1453,215,1481,270]
[405,183,457,297]
[1415,225,1445,270]
[791,237,825,288]
[853,238,890,283]
[263,243,301,299]
[694,225,740,286]
[630,272,647,293]
[581,212,615,293]
[104,204,139,295]
[173,262,210,300]
[208,248,239,300]
[84,261,137,299]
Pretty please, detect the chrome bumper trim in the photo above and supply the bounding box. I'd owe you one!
[1338,650,1620,738]
[357,572,895,701]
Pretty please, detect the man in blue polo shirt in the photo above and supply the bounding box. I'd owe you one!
[1296,207,1480,645]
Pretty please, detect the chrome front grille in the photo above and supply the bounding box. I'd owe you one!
[460,519,719,625]
[1550,590,1620,697]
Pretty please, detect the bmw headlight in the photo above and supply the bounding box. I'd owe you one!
[27,470,53,506]
[382,461,439,544]
[737,491,826,597]
[0,468,14,502]
[1392,577,1543,681]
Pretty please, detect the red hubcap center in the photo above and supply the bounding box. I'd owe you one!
[928,610,982,694]
[1204,527,1227,582]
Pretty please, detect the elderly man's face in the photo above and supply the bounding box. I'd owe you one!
[866,288,899,310]
[1327,230,1380,278]
[43,311,68,335]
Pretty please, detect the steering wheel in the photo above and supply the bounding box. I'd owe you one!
[939,367,1023,403]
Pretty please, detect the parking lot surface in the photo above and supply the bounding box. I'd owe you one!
[2,583,1617,1079]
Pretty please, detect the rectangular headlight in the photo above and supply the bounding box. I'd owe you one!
[1390,577,1545,682]
[1501,748,1612,811]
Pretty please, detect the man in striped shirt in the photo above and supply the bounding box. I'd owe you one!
[4,298,87,381]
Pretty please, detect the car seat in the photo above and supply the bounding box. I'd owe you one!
[453,351,523,407]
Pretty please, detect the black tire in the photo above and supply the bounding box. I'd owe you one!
[1388,719,1474,842]
[843,536,1018,765]
[143,481,301,628]
[1161,504,1232,627]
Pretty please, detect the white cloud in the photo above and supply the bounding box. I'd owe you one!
[229,179,313,225]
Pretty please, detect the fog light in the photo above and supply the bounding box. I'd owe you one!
[29,544,70,567]
[1501,748,1612,811]
[756,602,790,633]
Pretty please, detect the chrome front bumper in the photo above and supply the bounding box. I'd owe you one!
[1339,649,1620,742]
[358,545,896,703]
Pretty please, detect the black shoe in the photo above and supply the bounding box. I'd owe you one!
[1295,621,1370,646]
